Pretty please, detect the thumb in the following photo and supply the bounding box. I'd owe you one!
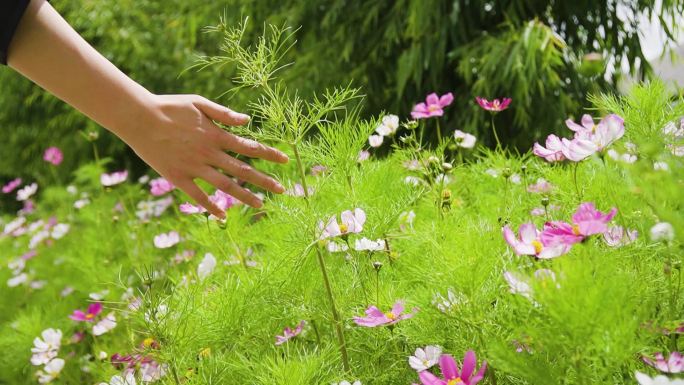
[193,96,250,126]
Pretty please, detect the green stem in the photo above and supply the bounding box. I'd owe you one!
[572,162,582,201]
[491,115,502,151]
[292,143,350,372]
[436,119,442,144]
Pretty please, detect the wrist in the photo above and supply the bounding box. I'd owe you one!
[108,89,158,144]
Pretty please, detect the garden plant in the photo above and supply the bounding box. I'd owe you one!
[1,18,684,385]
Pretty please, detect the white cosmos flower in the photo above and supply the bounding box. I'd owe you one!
[375,114,399,136]
[93,313,117,336]
[454,130,477,148]
[36,358,65,384]
[153,231,180,248]
[368,134,384,148]
[197,253,217,280]
[650,222,675,242]
[101,371,137,385]
[50,223,70,239]
[354,237,385,251]
[635,371,684,385]
[30,329,62,366]
[408,345,442,371]
[3,216,26,234]
[8,272,28,287]
[654,161,670,171]
[17,183,38,201]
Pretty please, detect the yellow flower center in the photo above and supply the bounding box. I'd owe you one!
[198,347,211,358]
[85,313,95,320]
[531,240,543,254]
[143,337,155,348]
[339,223,348,234]
[385,312,397,320]
[428,105,440,112]
[572,224,581,236]
[448,379,463,385]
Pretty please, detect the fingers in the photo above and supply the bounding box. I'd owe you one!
[210,152,285,194]
[193,96,250,126]
[175,179,226,219]
[201,168,264,209]
[220,131,289,164]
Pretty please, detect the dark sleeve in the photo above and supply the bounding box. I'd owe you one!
[1,0,31,65]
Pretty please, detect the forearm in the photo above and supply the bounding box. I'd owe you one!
[7,0,150,142]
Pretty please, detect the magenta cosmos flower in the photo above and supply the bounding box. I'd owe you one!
[418,351,487,385]
[318,208,366,240]
[411,92,454,119]
[642,352,684,373]
[541,202,617,246]
[2,178,22,194]
[533,134,566,162]
[353,301,416,327]
[503,223,570,259]
[100,171,128,187]
[275,320,306,345]
[475,97,511,112]
[149,177,174,196]
[69,302,102,322]
[43,147,63,166]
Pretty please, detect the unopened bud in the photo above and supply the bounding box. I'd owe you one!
[372,261,383,271]
[502,167,512,178]
[442,162,453,170]
[87,131,99,141]
[541,197,550,207]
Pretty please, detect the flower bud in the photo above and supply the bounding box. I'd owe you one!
[372,261,383,271]
[541,197,550,207]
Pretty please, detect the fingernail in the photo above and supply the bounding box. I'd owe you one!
[274,182,285,193]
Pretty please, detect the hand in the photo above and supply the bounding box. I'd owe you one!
[120,94,288,219]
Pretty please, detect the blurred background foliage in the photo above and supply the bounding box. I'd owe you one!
[1,0,683,188]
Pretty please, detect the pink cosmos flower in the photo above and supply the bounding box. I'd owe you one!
[541,202,617,246]
[2,178,22,193]
[285,183,314,197]
[43,147,63,166]
[411,92,454,119]
[530,205,560,217]
[502,223,571,259]
[101,171,128,187]
[504,269,557,299]
[565,114,596,137]
[311,165,328,176]
[153,231,180,248]
[358,150,371,162]
[642,352,684,374]
[275,320,306,345]
[527,178,554,194]
[417,351,487,385]
[318,208,366,240]
[149,178,174,196]
[179,190,238,215]
[369,134,384,148]
[603,225,638,247]
[69,302,103,322]
[533,134,566,162]
[561,114,625,161]
[353,301,417,327]
[475,97,511,112]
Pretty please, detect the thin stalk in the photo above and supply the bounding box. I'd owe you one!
[292,143,351,372]
[436,119,442,144]
[572,162,582,201]
[490,115,502,151]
